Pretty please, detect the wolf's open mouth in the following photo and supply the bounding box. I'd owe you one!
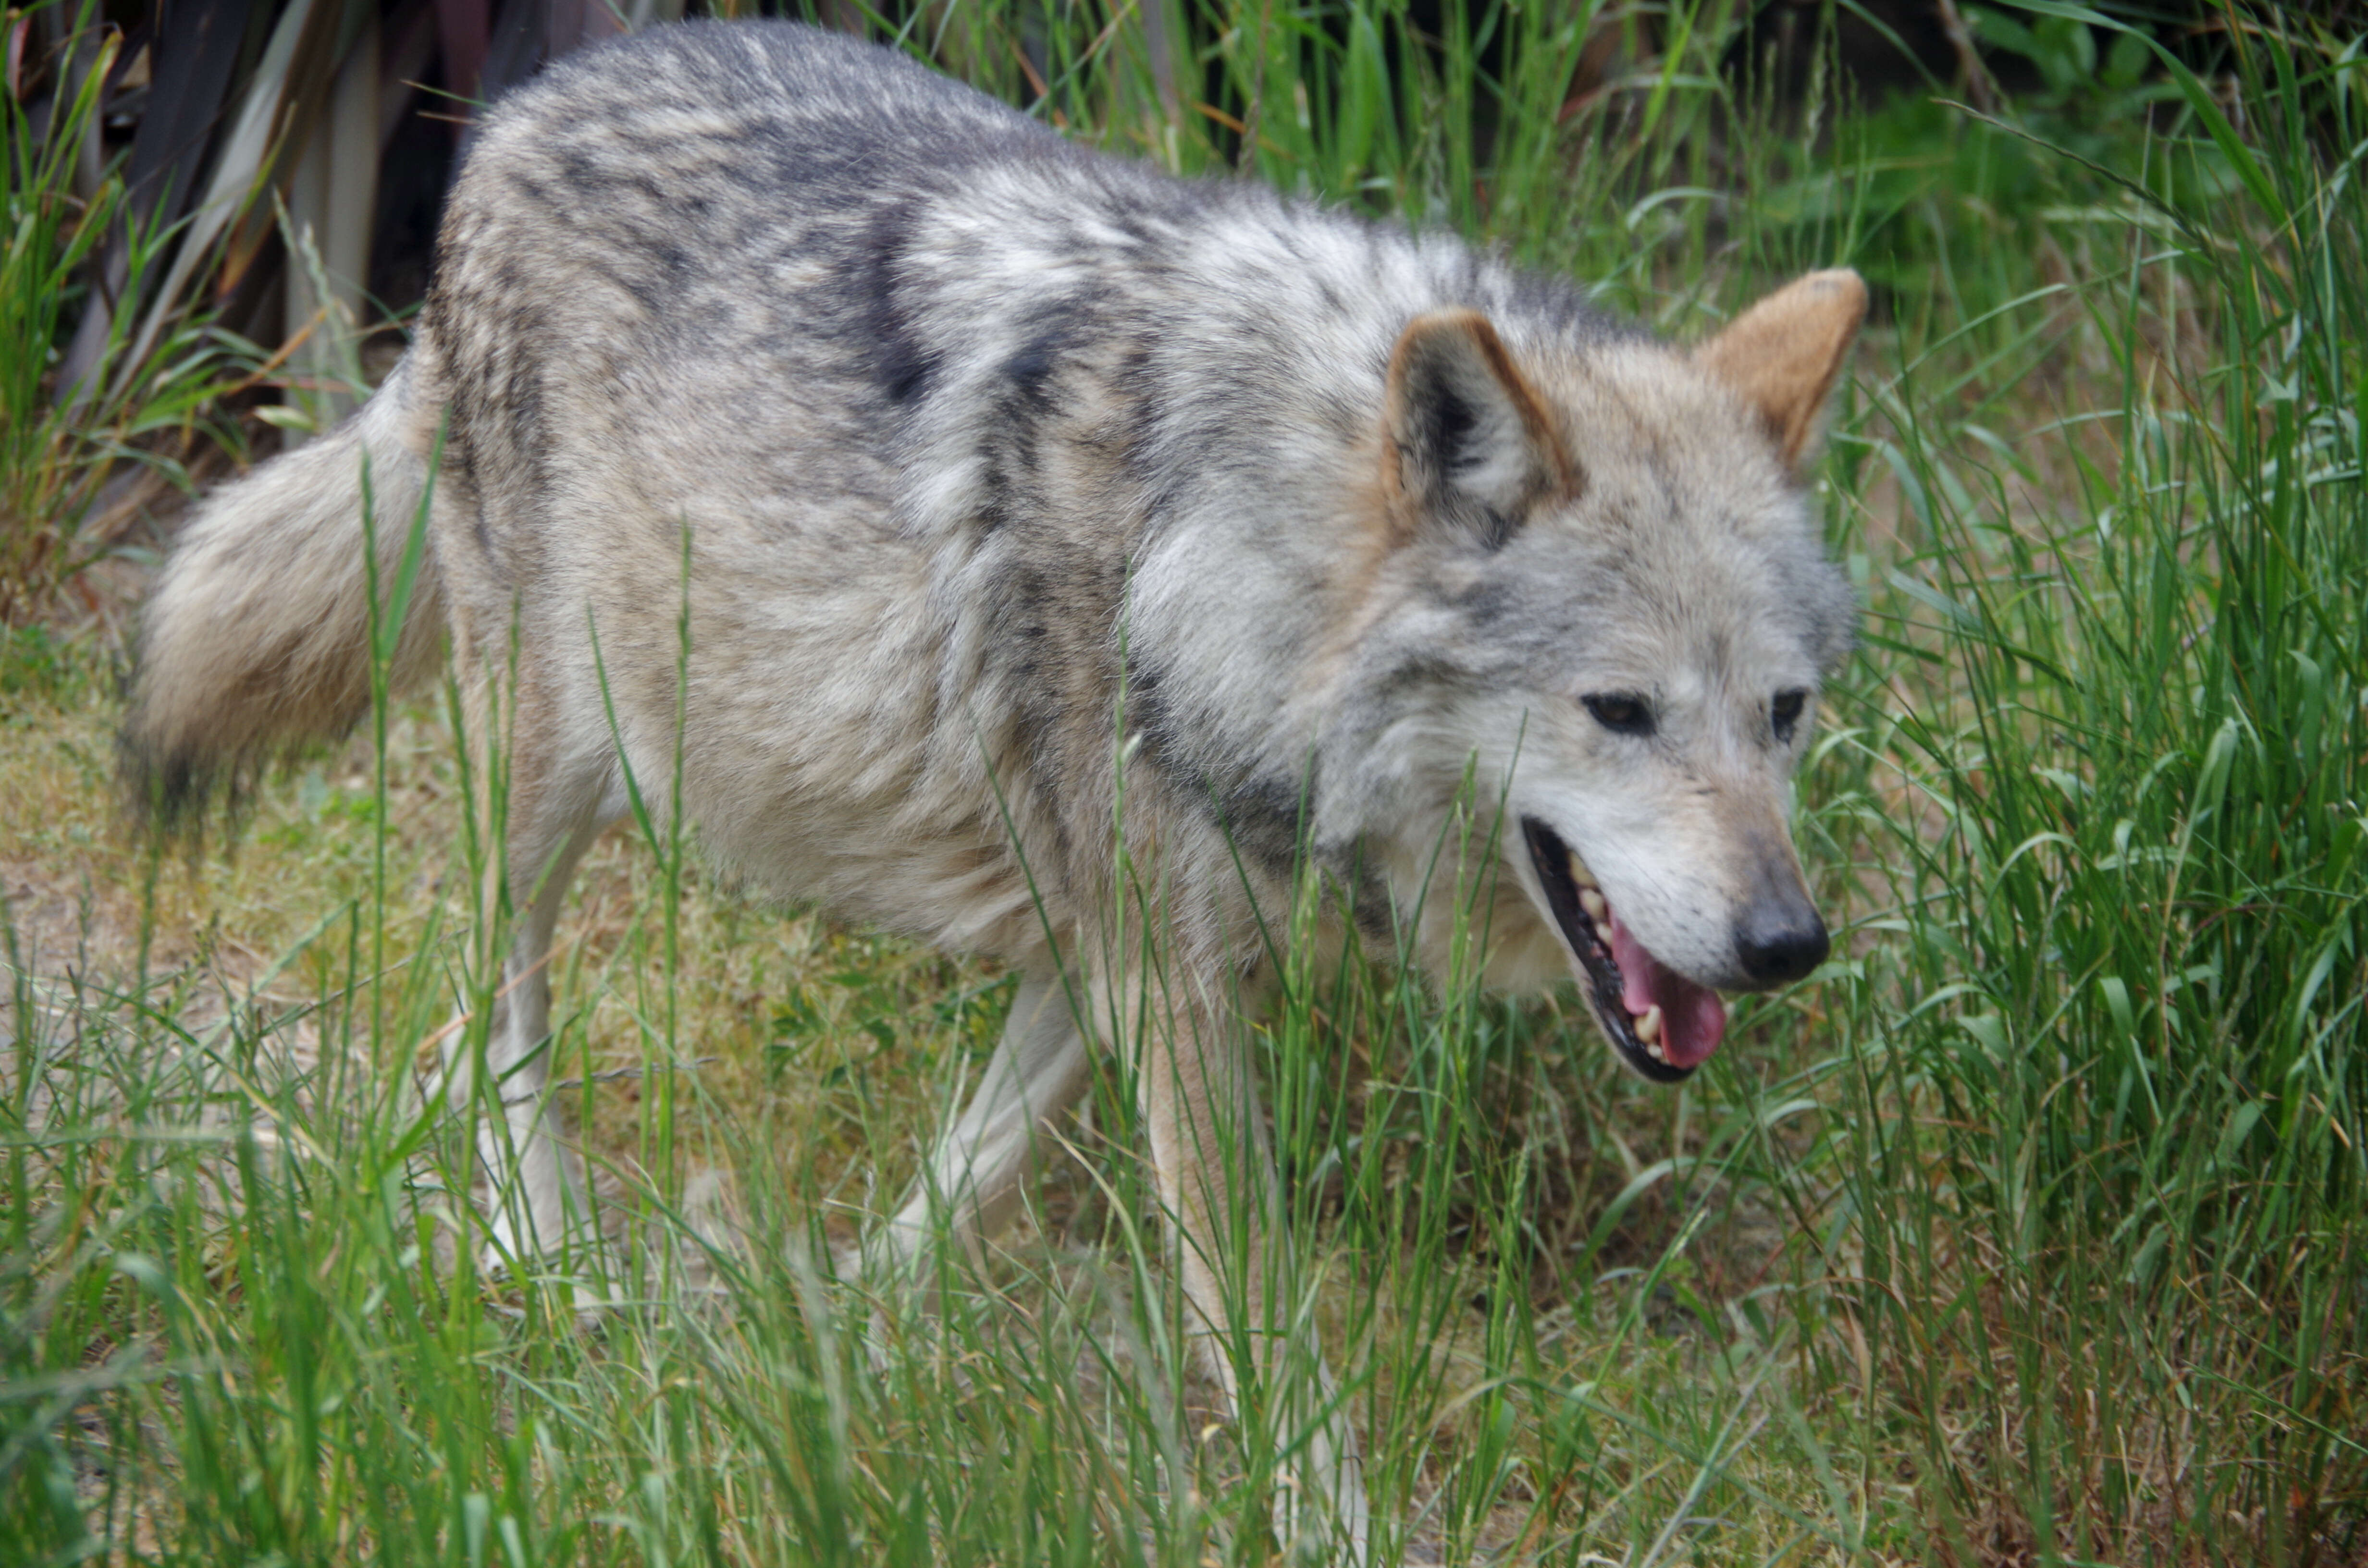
[1521,817,1728,1082]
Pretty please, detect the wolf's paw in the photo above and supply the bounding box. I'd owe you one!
[478,1201,618,1315]
[481,1244,623,1322]
[857,1260,990,1395]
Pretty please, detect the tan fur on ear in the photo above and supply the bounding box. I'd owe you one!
[1382,310,1580,542]
[1694,269,1867,471]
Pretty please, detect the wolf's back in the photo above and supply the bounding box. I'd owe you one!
[123,358,445,827]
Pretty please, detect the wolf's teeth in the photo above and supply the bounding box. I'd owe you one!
[1579,888,1607,922]
[1564,848,1597,890]
[1634,1004,1663,1045]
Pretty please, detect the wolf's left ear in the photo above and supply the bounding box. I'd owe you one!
[1695,269,1867,473]
[1384,310,1579,547]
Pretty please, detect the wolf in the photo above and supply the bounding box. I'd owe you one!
[124,18,1862,1554]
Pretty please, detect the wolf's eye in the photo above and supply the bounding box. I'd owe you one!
[1771,688,1809,742]
[1582,693,1655,737]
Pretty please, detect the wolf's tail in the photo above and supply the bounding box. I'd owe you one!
[123,356,447,829]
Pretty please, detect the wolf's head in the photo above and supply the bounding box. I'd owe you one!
[1337,271,1865,1081]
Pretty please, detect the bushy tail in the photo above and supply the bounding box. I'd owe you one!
[123,356,446,829]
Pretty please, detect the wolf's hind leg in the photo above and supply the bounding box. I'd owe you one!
[470,807,608,1271]
[877,965,1092,1301]
[443,698,617,1275]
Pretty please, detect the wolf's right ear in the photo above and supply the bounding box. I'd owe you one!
[1383,310,1579,547]
[1694,269,1867,473]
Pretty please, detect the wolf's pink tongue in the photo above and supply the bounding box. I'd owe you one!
[1609,914,1728,1069]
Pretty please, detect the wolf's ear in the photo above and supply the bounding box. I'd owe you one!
[1383,310,1579,546]
[1695,269,1867,472]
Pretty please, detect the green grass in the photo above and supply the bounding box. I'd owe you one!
[0,0,246,627]
[6,1,2365,1563]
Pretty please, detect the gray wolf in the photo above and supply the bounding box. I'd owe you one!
[124,20,1863,1554]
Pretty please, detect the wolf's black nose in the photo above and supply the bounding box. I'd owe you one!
[1734,904,1829,987]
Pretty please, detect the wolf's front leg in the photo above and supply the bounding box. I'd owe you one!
[1135,974,1372,1562]
[875,963,1093,1303]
